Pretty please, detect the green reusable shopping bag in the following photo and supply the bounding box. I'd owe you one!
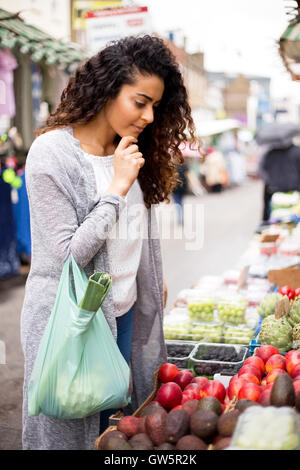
[28,254,131,419]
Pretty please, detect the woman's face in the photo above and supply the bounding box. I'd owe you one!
[104,72,165,138]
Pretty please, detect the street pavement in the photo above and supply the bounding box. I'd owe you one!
[0,177,263,450]
[160,178,263,312]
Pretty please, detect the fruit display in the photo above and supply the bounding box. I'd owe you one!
[166,341,197,369]
[257,293,282,318]
[96,347,300,450]
[223,325,254,345]
[217,298,247,325]
[190,321,223,343]
[187,295,216,322]
[226,345,300,403]
[174,289,206,308]
[188,343,247,377]
[96,366,237,450]
[163,324,191,340]
[163,310,191,340]
[258,315,293,352]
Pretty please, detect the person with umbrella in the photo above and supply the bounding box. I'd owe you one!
[256,122,300,221]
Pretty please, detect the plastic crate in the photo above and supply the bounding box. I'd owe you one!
[188,342,248,377]
[166,340,198,369]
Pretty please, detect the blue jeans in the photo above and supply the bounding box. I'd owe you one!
[99,305,134,435]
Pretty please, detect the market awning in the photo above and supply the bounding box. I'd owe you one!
[192,115,241,138]
[0,8,88,73]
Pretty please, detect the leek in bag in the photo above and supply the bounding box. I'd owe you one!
[28,254,131,419]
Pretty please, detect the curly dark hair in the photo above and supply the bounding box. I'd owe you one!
[38,35,200,207]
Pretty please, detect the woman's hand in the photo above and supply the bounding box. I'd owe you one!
[105,136,145,197]
[163,280,168,309]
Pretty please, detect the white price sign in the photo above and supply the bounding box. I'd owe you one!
[85,6,153,55]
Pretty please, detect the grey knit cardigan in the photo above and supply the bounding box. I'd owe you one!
[20,127,167,450]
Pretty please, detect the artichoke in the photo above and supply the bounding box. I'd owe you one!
[259,314,293,352]
[287,298,300,328]
[293,324,300,349]
[257,293,283,318]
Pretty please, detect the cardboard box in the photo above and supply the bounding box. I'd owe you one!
[268,265,300,289]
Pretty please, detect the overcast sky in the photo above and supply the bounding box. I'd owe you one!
[135,0,299,99]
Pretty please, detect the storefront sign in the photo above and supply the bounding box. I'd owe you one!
[72,1,123,31]
[85,6,152,54]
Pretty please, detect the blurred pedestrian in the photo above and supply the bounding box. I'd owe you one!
[173,162,188,224]
[201,147,228,192]
[258,142,300,221]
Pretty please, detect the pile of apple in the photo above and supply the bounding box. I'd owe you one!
[155,345,300,410]
[227,345,300,405]
[155,363,227,411]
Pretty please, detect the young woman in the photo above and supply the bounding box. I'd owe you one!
[21,35,198,450]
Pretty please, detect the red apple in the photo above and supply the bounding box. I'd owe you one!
[184,383,201,399]
[291,364,300,379]
[156,382,183,409]
[255,345,280,363]
[285,350,299,361]
[181,389,198,404]
[238,364,262,380]
[258,388,271,406]
[229,374,239,384]
[238,383,261,401]
[191,376,209,389]
[236,372,260,385]
[244,356,265,375]
[265,354,286,373]
[293,379,300,396]
[173,370,194,390]
[286,351,300,375]
[202,380,226,403]
[227,376,248,400]
[266,368,288,384]
[158,363,179,383]
[184,382,200,392]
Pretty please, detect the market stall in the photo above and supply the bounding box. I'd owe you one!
[94,196,300,451]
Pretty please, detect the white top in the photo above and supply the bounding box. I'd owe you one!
[84,152,147,317]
